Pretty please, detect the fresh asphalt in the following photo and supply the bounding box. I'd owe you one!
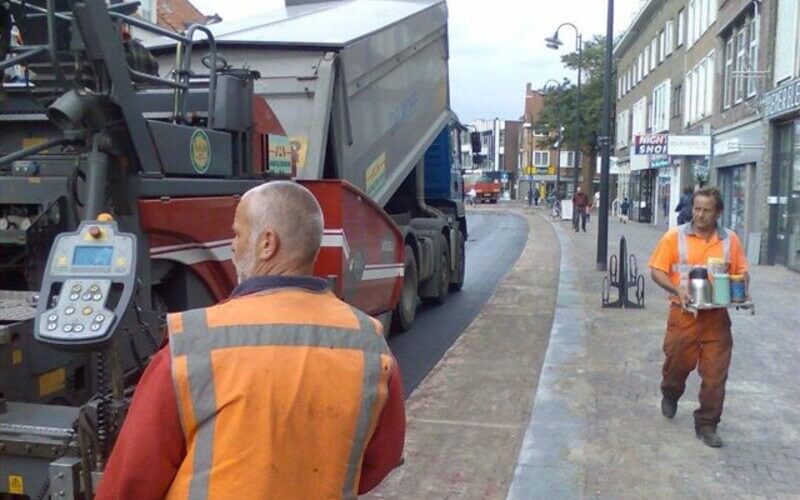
[388,210,529,397]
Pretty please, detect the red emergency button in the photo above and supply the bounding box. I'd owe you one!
[89,226,102,239]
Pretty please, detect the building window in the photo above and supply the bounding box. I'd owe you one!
[638,53,644,82]
[775,0,799,84]
[616,109,630,148]
[688,0,695,45]
[672,83,682,119]
[651,80,671,133]
[748,14,760,97]
[139,0,155,22]
[651,38,658,70]
[697,59,706,119]
[632,97,648,140]
[560,151,576,167]
[533,151,549,167]
[677,8,685,47]
[666,21,674,55]
[705,51,714,117]
[644,47,649,77]
[735,28,746,103]
[723,38,734,109]
[659,30,666,63]
[685,70,694,125]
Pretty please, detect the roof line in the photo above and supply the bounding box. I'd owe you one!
[613,0,654,57]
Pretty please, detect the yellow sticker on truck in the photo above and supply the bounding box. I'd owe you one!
[366,153,387,198]
[8,475,24,495]
[39,367,66,396]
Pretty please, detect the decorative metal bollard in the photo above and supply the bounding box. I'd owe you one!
[602,236,645,309]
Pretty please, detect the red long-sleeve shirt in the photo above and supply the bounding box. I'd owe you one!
[96,345,405,498]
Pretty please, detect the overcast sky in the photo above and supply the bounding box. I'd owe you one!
[191,0,642,123]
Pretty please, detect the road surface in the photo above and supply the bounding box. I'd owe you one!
[388,210,529,396]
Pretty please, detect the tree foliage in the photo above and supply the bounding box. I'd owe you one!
[534,35,614,156]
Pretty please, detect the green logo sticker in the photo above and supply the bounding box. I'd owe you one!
[189,129,212,174]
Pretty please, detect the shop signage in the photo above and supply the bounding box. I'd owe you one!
[633,135,711,157]
[714,139,740,156]
[668,135,711,156]
[634,134,668,155]
[650,155,670,168]
[763,77,800,120]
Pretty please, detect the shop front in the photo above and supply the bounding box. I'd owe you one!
[763,77,800,271]
[711,119,764,247]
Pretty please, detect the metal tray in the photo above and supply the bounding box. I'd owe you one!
[686,300,755,316]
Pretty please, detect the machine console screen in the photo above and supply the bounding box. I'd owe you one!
[72,246,114,266]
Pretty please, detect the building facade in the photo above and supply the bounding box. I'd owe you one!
[761,0,800,271]
[614,0,728,227]
[615,0,800,271]
[469,118,522,198]
[520,83,576,200]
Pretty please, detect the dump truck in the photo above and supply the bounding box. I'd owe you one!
[0,0,465,497]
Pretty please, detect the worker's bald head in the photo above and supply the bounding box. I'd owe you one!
[231,181,323,282]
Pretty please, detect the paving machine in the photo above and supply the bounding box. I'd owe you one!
[0,0,465,497]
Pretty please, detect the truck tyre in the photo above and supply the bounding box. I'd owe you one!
[433,233,450,305]
[391,244,418,333]
[450,231,466,292]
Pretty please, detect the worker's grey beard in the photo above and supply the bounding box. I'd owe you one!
[232,247,256,285]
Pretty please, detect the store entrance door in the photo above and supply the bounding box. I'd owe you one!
[769,122,800,269]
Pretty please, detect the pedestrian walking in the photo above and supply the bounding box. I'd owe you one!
[572,186,589,232]
[648,186,749,448]
[98,181,406,499]
[675,187,693,225]
[533,188,540,207]
[620,197,630,224]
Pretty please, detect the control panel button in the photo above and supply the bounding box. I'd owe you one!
[63,324,73,333]
[90,323,102,332]
[92,293,103,302]
[89,284,100,293]
[47,313,58,322]
[82,293,92,301]
[94,314,105,323]
[71,284,82,293]
[74,324,84,333]
[70,293,80,301]
[47,322,57,331]
[65,307,75,315]
[82,306,93,316]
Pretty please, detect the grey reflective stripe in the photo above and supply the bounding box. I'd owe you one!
[170,323,388,358]
[721,228,731,264]
[672,264,693,273]
[342,307,386,498]
[677,224,689,281]
[183,309,216,500]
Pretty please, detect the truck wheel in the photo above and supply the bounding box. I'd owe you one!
[391,244,418,333]
[433,233,450,305]
[450,231,466,292]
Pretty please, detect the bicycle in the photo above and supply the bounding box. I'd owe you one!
[548,201,561,221]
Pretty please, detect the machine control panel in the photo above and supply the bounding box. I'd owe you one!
[35,219,137,349]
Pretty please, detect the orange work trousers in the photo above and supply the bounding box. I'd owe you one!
[661,306,733,428]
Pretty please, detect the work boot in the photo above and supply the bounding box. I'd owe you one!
[695,426,723,448]
[661,397,677,419]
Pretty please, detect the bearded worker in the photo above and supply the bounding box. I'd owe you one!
[98,181,406,499]
[649,186,749,448]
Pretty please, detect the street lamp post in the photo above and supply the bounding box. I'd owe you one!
[596,0,614,271]
[545,23,582,196]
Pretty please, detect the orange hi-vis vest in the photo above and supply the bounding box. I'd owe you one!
[164,288,393,500]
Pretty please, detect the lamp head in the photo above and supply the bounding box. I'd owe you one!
[545,34,562,50]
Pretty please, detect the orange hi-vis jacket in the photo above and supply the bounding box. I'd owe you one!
[164,287,394,500]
